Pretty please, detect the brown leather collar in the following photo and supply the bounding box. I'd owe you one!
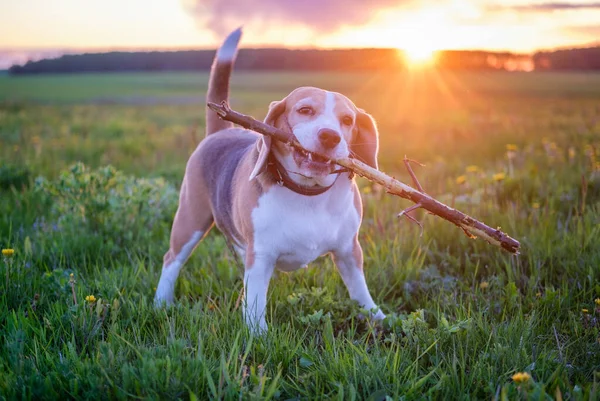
[267,153,338,196]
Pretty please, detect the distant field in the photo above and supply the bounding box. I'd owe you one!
[2,70,600,103]
[1,71,599,399]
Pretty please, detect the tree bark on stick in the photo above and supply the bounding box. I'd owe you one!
[207,101,521,254]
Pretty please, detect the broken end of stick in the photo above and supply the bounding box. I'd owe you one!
[502,241,521,255]
[207,101,229,117]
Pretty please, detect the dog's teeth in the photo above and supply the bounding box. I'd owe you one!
[308,153,312,161]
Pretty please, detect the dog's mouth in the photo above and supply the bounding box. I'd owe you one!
[292,148,334,175]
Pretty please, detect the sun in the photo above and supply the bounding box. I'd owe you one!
[403,45,438,68]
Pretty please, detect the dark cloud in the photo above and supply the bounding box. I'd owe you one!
[502,2,600,12]
[183,0,407,35]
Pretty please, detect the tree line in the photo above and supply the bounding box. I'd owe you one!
[8,46,600,74]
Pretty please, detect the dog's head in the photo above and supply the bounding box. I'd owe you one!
[250,87,379,187]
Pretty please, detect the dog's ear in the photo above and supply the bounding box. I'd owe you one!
[351,109,379,169]
[249,100,287,180]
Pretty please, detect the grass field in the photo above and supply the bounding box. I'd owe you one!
[1,70,600,399]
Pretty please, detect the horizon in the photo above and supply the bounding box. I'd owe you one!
[2,40,598,71]
[2,0,600,69]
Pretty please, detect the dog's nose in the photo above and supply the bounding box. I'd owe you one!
[318,129,341,149]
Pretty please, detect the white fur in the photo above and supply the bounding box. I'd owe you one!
[252,175,358,270]
[242,174,385,331]
[154,231,203,306]
[243,256,275,333]
[217,27,242,62]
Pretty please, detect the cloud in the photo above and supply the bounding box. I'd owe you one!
[499,2,600,12]
[182,0,409,36]
[565,24,600,36]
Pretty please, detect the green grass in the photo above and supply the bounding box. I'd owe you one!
[1,70,600,399]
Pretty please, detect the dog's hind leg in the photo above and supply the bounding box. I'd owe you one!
[155,175,214,306]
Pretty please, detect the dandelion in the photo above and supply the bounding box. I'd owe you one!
[532,202,540,209]
[85,295,97,303]
[456,175,467,185]
[582,308,589,314]
[466,165,479,173]
[2,249,15,257]
[512,372,531,383]
[506,144,518,151]
[479,281,489,290]
[595,298,600,306]
[493,173,506,182]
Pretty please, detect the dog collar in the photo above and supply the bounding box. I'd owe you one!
[267,153,338,196]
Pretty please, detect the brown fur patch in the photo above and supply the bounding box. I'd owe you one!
[163,155,214,267]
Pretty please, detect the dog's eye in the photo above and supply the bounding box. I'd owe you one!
[341,116,353,126]
[297,106,314,116]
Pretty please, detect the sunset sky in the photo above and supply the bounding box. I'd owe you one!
[1,0,599,67]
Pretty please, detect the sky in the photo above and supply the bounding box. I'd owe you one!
[1,0,599,67]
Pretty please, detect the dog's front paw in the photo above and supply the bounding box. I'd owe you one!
[372,308,386,321]
[244,316,268,336]
[359,306,386,322]
[154,285,175,308]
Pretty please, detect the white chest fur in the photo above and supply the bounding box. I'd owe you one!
[251,176,360,271]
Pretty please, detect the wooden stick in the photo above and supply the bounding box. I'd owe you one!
[207,101,521,254]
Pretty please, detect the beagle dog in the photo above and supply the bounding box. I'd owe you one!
[155,28,385,332]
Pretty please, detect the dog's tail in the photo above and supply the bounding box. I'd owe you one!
[205,27,242,136]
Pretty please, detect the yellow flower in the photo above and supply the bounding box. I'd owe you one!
[536,292,542,297]
[70,273,74,278]
[493,173,506,182]
[466,165,479,173]
[456,175,467,185]
[532,202,540,209]
[582,308,589,314]
[595,298,600,306]
[506,144,518,151]
[2,249,15,257]
[85,295,97,303]
[479,281,489,290]
[512,372,531,383]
